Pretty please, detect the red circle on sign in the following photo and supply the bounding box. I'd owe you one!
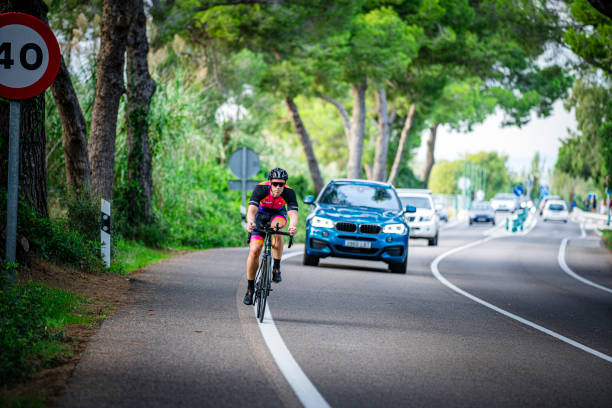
[0,13,61,100]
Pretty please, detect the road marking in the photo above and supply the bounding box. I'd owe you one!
[431,237,612,363]
[558,238,612,294]
[254,251,331,408]
[580,223,586,238]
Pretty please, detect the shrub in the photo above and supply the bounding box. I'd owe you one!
[0,276,88,385]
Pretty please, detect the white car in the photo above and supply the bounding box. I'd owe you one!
[396,189,439,246]
[542,200,569,223]
[538,195,561,215]
[490,193,518,212]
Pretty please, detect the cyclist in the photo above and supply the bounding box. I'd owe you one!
[244,168,298,305]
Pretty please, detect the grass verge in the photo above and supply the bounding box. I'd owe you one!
[111,238,193,274]
[601,230,612,251]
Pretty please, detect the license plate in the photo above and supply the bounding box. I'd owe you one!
[345,240,371,249]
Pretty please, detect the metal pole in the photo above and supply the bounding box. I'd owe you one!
[6,100,20,283]
[241,147,246,214]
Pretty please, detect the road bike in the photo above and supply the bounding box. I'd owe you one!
[251,224,293,323]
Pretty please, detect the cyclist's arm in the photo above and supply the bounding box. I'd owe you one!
[246,204,258,232]
[287,209,298,235]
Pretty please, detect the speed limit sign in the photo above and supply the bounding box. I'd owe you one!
[0,12,60,100]
[1,12,61,276]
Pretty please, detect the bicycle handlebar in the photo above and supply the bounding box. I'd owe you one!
[251,227,294,248]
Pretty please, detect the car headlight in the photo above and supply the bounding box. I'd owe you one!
[383,223,407,234]
[311,216,334,228]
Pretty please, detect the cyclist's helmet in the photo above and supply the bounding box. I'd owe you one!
[268,167,289,181]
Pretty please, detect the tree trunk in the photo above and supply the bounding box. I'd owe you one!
[319,94,351,145]
[372,88,390,182]
[421,123,439,188]
[347,77,367,179]
[88,0,135,200]
[387,103,416,186]
[285,97,324,194]
[125,0,156,225]
[0,0,49,217]
[51,56,91,197]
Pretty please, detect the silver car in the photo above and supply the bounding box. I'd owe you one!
[469,201,496,225]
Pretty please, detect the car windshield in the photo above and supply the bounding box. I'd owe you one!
[549,203,565,211]
[399,196,432,209]
[473,203,491,210]
[493,194,515,200]
[319,183,400,211]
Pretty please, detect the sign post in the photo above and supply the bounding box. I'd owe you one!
[0,13,60,281]
[228,147,260,220]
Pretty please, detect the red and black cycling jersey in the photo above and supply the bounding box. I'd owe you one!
[249,181,299,214]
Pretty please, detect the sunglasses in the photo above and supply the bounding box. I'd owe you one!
[271,182,286,187]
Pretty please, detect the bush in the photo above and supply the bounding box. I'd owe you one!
[0,276,88,386]
[0,190,106,273]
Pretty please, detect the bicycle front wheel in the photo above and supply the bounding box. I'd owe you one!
[258,255,272,323]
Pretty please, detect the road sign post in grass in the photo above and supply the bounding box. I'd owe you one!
[228,147,260,223]
[0,13,60,281]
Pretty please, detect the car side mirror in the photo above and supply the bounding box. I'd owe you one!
[303,195,315,205]
[405,205,416,213]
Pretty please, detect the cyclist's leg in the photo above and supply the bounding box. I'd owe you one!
[244,213,266,305]
[271,213,287,283]
[271,214,287,259]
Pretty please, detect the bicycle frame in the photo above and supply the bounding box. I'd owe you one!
[252,225,293,323]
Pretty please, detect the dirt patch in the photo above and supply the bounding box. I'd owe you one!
[3,259,140,406]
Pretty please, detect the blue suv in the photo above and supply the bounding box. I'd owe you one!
[303,179,416,273]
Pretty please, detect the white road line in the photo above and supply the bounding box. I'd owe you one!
[580,223,586,238]
[431,237,612,364]
[558,238,612,294]
[254,251,331,408]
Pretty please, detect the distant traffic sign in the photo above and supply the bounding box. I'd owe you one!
[513,185,525,197]
[229,147,259,179]
[457,177,471,191]
[525,179,533,189]
[0,13,61,99]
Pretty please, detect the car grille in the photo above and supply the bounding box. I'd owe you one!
[333,245,378,254]
[335,222,357,232]
[359,224,381,234]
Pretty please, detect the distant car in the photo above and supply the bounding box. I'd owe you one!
[435,203,448,222]
[490,193,518,212]
[538,195,562,215]
[469,201,496,225]
[303,179,416,273]
[542,200,568,223]
[396,189,440,246]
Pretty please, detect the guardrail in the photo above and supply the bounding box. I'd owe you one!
[506,208,529,232]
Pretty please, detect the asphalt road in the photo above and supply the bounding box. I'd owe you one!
[56,212,612,407]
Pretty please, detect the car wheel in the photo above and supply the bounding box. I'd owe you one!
[492,219,496,226]
[428,233,438,246]
[469,219,473,225]
[303,248,319,266]
[388,256,407,274]
[564,220,568,223]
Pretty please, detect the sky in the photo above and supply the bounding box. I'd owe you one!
[415,99,578,178]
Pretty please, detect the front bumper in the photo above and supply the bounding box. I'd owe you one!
[305,226,408,264]
[407,221,437,238]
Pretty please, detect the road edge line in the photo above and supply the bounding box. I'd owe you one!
[431,237,612,364]
[558,238,612,294]
[255,251,332,408]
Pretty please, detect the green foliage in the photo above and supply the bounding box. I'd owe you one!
[0,278,89,386]
[429,152,512,199]
[557,77,611,190]
[564,0,612,76]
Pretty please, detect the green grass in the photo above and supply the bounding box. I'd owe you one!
[0,280,93,386]
[601,229,612,251]
[111,238,193,274]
